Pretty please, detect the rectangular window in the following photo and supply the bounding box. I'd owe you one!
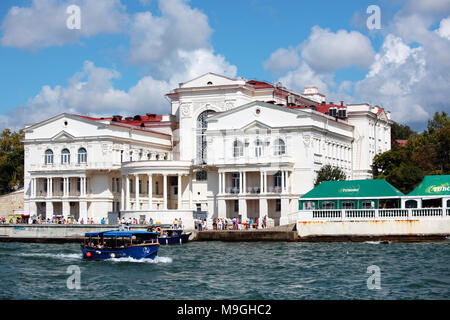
[77,178,81,192]
[231,173,240,193]
[139,180,142,194]
[276,199,281,212]
[196,170,207,181]
[342,201,355,209]
[234,200,239,212]
[322,201,335,209]
[362,201,374,209]
[304,201,315,210]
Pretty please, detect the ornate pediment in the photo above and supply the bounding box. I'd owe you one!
[51,131,75,141]
[242,121,272,133]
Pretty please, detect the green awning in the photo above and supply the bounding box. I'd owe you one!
[407,175,450,197]
[301,179,404,199]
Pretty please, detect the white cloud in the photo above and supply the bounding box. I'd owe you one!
[0,0,128,50]
[263,47,300,76]
[0,0,238,130]
[301,26,375,73]
[437,16,450,39]
[354,35,431,123]
[277,62,332,96]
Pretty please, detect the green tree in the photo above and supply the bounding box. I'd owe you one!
[0,129,24,194]
[390,121,416,146]
[314,165,347,187]
[373,111,449,193]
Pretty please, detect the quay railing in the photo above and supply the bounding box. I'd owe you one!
[299,208,449,222]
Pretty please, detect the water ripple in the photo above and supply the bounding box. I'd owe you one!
[0,241,449,299]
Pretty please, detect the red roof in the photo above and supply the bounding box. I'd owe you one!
[246,80,274,89]
[72,114,171,136]
[287,103,346,115]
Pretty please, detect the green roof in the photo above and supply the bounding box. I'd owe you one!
[301,179,405,199]
[407,175,450,197]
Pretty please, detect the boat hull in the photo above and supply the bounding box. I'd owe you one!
[158,232,191,245]
[81,243,159,260]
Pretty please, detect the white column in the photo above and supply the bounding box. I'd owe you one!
[243,171,247,194]
[281,171,285,193]
[260,171,263,194]
[285,171,289,193]
[222,172,226,194]
[239,171,243,194]
[63,177,67,197]
[126,175,130,210]
[46,178,50,198]
[121,175,125,211]
[135,174,139,211]
[30,178,34,198]
[80,177,84,197]
[218,171,222,194]
[148,174,153,210]
[264,171,267,194]
[163,174,168,210]
[48,178,53,198]
[178,174,182,210]
[189,174,193,210]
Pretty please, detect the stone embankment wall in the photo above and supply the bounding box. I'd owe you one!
[0,189,24,219]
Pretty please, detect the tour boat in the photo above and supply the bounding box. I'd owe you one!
[81,230,159,260]
[147,226,191,245]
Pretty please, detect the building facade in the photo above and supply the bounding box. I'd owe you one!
[23,73,392,228]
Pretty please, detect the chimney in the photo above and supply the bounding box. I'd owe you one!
[340,101,344,106]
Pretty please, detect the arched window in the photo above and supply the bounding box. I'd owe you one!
[78,148,87,164]
[405,200,418,208]
[44,149,54,165]
[255,139,263,157]
[274,139,286,155]
[233,140,243,158]
[61,149,70,164]
[196,110,216,164]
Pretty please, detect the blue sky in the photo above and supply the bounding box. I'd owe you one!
[0,0,449,131]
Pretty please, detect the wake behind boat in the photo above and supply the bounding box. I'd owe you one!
[81,230,159,260]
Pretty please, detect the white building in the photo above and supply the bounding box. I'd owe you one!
[23,73,392,229]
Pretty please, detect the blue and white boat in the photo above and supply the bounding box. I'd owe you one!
[81,230,159,260]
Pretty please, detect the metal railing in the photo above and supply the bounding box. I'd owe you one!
[299,208,449,222]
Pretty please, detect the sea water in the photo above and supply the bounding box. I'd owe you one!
[0,241,448,299]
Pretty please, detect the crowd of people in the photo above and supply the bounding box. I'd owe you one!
[194,215,270,231]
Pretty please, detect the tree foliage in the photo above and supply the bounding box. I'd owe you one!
[314,164,347,187]
[0,129,24,194]
[373,111,449,194]
[390,121,416,146]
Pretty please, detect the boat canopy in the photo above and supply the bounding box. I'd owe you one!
[84,230,158,237]
[407,175,450,197]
